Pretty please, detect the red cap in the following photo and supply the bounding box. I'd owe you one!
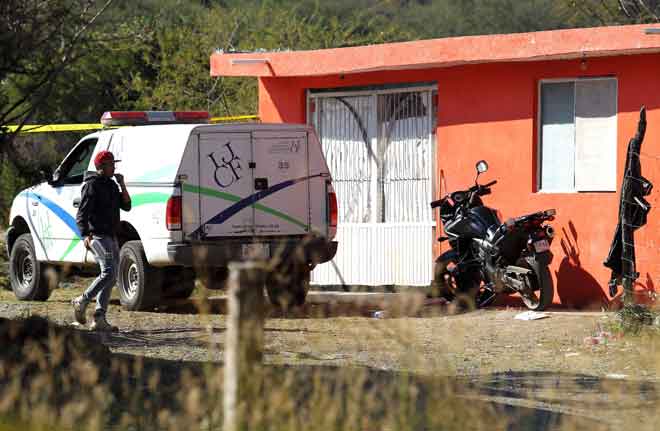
[94,150,120,169]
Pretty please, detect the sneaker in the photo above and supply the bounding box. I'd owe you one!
[71,296,89,324]
[90,312,119,332]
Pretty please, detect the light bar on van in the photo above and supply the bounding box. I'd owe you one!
[174,111,210,122]
[101,111,148,126]
[100,111,210,127]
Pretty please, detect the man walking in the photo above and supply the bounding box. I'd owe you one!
[72,150,131,331]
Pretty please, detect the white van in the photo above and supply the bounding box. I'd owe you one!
[5,111,338,310]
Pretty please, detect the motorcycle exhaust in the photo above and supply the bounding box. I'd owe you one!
[545,225,555,239]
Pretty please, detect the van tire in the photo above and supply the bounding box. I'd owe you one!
[266,264,310,309]
[9,234,53,301]
[118,241,162,311]
[162,268,196,299]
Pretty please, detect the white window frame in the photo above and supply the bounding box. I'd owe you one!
[536,77,618,193]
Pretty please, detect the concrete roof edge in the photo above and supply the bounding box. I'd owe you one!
[210,24,660,78]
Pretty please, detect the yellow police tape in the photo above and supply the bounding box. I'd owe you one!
[4,115,259,134]
[212,115,259,123]
[6,124,105,133]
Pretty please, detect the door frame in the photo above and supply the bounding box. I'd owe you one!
[306,83,439,286]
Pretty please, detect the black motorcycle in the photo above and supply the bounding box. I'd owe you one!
[430,160,556,311]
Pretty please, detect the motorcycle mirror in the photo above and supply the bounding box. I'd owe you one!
[476,160,489,174]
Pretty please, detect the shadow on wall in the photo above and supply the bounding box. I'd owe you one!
[554,221,608,309]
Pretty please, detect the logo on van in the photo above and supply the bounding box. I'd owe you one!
[290,140,300,153]
[208,142,242,188]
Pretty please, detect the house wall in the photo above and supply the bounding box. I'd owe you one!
[257,53,660,307]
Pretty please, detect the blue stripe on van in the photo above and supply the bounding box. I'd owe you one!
[25,191,82,237]
[195,174,322,234]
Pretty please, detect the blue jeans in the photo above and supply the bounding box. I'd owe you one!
[83,235,119,314]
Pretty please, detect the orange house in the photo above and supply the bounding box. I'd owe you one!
[211,24,660,308]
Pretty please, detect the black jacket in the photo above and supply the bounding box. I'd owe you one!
[76,172,131,237]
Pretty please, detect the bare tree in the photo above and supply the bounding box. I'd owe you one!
[0,0,115,153]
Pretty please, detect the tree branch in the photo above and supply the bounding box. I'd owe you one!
[0,0,115,140]
[636,0,660,21]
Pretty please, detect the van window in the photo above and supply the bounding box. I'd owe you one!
[59,138,98,185]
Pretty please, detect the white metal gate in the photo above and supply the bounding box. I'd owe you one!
[308,86,435,286]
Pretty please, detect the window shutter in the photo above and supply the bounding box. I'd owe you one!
[540,82,575,191]
[574,79,617,191]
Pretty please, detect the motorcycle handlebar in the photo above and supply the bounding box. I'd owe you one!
[468,180,497,193]
[432,180,498,209]
[430,198,444,209]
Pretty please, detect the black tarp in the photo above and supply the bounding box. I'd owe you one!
[604,107,653,296]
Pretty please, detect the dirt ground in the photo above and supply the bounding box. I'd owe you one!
[1,224,659,430]
[1,280,660,429]
[0,284,657,379]
[1,229,657,381]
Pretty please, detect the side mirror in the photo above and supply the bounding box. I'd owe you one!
[40,166,55,185]
[476,160,489,174]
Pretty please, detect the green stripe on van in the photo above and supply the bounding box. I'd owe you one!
[58,192,170,261]
[59,185,309,261]
[59,238,81,261]
[252,202,308,229]
[182,183,308,230]
[131,192,170,207]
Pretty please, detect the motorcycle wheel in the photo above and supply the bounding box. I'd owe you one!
[432,255,481,310]
[431,256,458,300]
[454,271,481,311]
[517,257,553,311]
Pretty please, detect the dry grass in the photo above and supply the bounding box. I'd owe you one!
[613,304,660,334]
[0,298,659,430]
[0,315,515,431]
[1,232,660,429]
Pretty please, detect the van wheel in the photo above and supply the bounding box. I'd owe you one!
[162,268,196,299]
[266,264,310,309]
[9,234,53,301]
[118,241,162,311]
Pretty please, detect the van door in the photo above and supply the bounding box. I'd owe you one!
[36,136,98,263]
[252,131,310,236]
[198,132,254,237]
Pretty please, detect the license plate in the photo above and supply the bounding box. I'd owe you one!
[241,243,270,260]
[533,239,550,253]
